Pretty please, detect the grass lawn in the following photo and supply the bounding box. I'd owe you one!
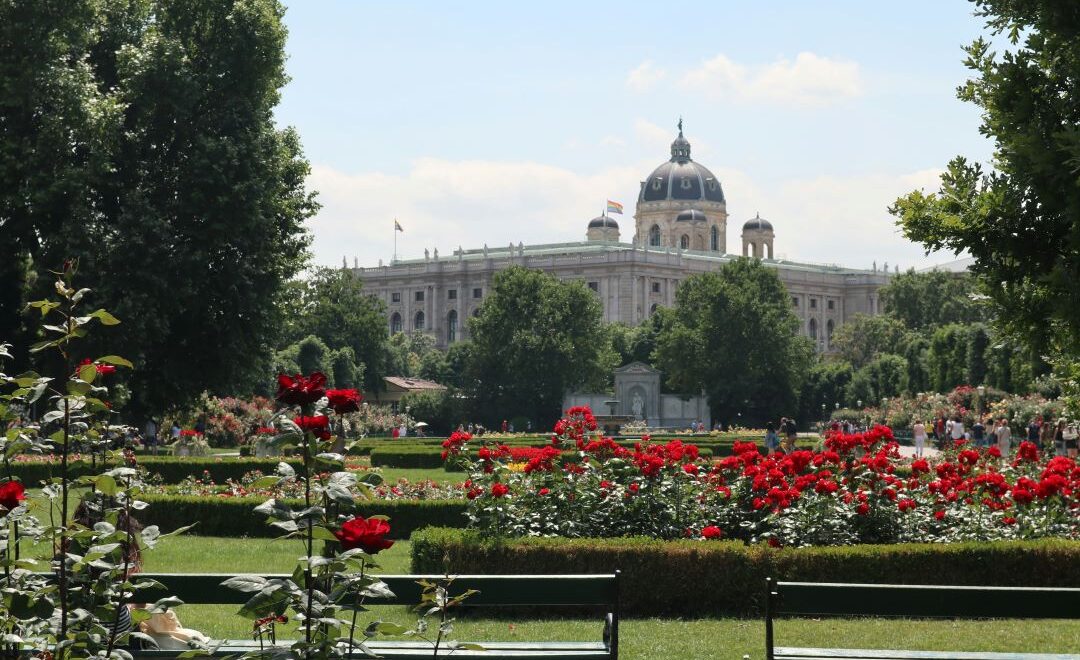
[134,536,1080,659]
[375,466,464,485]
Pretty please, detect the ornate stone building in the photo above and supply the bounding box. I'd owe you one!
[353,125,891,352]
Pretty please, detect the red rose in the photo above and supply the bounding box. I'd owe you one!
[294,415,331,440]
[326,388,362,414]
[491,483,509,498]
[1002,516,1017,526]
[334,516,394,554]
[0,480,26,511]
[702,525,722,540]
[77,358,117,376]
[538,487,550,496]
[934,510,946,521]
[276,373,327,406]
[856,503,870,515]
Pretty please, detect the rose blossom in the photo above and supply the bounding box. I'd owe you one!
[276,372,327,405]
[491,483,509,498]
[702,525,722,539]
[326,388,362,414]
[334,516,394,554]
[0,480,26,511]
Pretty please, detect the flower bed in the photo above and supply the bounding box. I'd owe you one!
[410,527,1080,617]
[445,408,1079,547]
[8,455,307,485]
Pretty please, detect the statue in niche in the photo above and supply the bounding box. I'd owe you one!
[631,391,644,420]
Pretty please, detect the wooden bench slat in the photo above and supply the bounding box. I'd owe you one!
[775,648,1080,660]
[773,582,1080,619]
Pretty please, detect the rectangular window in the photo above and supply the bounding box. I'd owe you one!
[791,296,799,307]
[651,282,661,294]
[415,291,424,302]
[810,298,817,310]
[473,287,483,299]
[587,281,599,292]
[448,289,457,300]
[827,299,835,310]
[391,292,401,303]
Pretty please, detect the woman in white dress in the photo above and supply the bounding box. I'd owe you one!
[912,419,927,458]
[996,418,1012,456]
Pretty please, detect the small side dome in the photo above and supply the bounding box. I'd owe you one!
[588,215,619,229]
[743,212,773,232]
[676,208,707,223]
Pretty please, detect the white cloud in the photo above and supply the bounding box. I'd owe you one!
[680,51,862,105]
[625,60,666,93]
[633,118,673,152]
[308,156,947,273]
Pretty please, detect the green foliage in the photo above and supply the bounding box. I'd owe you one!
[846,353,907,405]
[655,259,812,426]
[8,456,304,485]
[880,270,984,330]
[141,494,465,538]
[889,1,1080,407]
[830,314,913,370]
[1,0,316,416]
[331,346,363,389]
[411,528,1080,617]
[466,266,611,427]
[798,360,854,423]
[280,267,388,391]
[401,389,466,435]
[386,331,438,379]
[927,324,972,392]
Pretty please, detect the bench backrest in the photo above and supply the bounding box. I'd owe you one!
[769,579,1080,619]
[137,573,619,609]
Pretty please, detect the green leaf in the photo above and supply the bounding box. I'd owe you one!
[373,622,410,635]
[96,474,118,496]
[78,363,98,383]
[222,575,269,593]
[249,475,282,489]
[97,355,133,368]
[89,309,121,325]
[67,380,92,396]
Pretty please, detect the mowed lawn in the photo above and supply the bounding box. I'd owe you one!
[132,535,1080,660]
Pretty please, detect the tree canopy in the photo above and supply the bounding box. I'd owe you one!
[654,258,813,426]
[889,0,1080,362]
[466,266,613,427]
[0,0,316,416]
[879,270,984,330]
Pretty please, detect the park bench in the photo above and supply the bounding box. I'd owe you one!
[764,578,1080,660]
[129,572,619,659]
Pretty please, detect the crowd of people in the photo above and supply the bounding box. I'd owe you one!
[911,415,1078,458]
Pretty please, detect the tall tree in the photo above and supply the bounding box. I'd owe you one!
[889,1,1080,381]
[283,266,388,391]
[2,0,317,415]
[654,259,813,427]
[829,314,913,370]
[879,270,984,330]
[466,266,612,427]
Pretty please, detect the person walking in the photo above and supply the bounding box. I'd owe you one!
[971,418,986,448]
[950,416,965,445]
[912,419,927,458]
[1053,419,1067,457]
[995,418,1012,456]
[1040,418,1056,452]
[1026,417,1041,444]
[782,417,798,453]
[144,417,158,453]
[1066,421,1079,459]
[764,422,780,454]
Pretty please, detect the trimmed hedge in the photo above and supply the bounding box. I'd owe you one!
[140,495,467,539]
[410,527,1080,617]
[10,457,305,486]
[369,446,717,470]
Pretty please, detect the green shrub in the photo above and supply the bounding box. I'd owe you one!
[410,527,1080,617]
[141,495,466,539]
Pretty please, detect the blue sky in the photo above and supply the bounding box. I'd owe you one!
[276,1,995,270]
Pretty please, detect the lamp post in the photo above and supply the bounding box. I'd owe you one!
[977,385,986,420]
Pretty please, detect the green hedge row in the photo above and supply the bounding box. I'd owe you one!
[9,457,304,486]
[140,495,467,539]
[410,528,1080,617]
[369,446,717,470]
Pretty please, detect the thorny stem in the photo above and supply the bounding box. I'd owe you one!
[346,558,366,657]
[302,414,314,655]
[106,483,136,657]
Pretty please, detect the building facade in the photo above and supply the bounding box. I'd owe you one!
[353,125,891,352]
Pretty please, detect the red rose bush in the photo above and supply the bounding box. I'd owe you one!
[450,407,1080,547]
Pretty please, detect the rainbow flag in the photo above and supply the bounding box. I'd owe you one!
[606,200,623,215]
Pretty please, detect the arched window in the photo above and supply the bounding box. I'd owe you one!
[680,234,690,249]
[447,310,458,343]
[390,312,402,334]
[649,303,658,316]
[809,318,818,341]
[414,311,425,332]
[826,319,834,342]
[710,226,719,252]
[649,224,661,247]
[472,308,481,318]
